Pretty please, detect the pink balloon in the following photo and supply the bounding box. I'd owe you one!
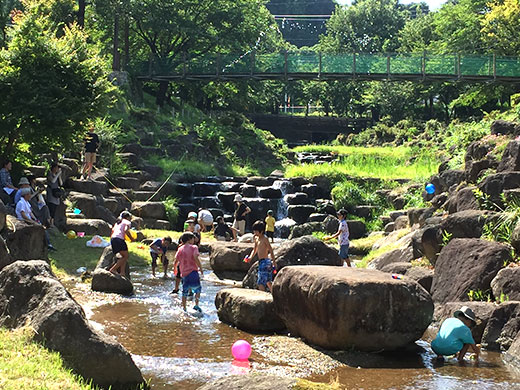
[231,340,251,361]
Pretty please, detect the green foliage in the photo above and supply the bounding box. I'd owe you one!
[94,118,129,178]
[441,230,453,246]
[467,289,492,302]
[331,180,386,212]
[163,196,179,226]
[481,0,520,56]
[148,156,220,179]
[403,186,427,209]
[482,194,520,248]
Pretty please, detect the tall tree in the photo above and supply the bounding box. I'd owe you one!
[481,0,520,56]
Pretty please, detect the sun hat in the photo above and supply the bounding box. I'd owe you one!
[454,306,477,325]
[267,209,273,215]
[234,194,243,202]
[20,187,31,196]
[18,177,30,186]
[188,211,198,219]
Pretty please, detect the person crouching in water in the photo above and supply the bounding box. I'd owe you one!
[172,232,204,312]
[109,211,133,276]
[323,208,351,267]
[214,216,238,242]
[150,236,172,278]
[248,220,276,292]
[431,306,480,362]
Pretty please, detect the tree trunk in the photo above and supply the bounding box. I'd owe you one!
[156,80,169,106]
[112,10,120,71]
[123,18,130,70]
[77,0,86,28]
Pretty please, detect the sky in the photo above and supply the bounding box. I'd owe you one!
[337,0,447,11]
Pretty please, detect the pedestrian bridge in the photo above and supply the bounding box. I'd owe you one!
[133,52,520,82]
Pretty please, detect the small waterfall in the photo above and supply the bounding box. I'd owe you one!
[272,180,293,221]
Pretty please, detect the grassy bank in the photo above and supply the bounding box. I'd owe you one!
[287,146,439,182]
[0,328,94,390]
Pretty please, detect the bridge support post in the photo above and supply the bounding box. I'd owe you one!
[182,52,186,78]
[319,52,322,79]
[353,53,356,79]
[457,53,461,80]
[386,54,390,80]
[422,51,426,80]
[216,53,221,79]
[493,53,496,81]
[250,50,255,77]
[284,50,288,80]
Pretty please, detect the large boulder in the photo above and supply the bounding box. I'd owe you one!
[491,267,520,301]
[479,172,520,205]
[5,218,47,261]
[240,184,257,198]
[505,331,520,369]
[512,219,520,253]
[0,199,6,231]
[208,242,255,280]
[284,192,309,205]
[368,246,414,271]
[215,288,285,332]
[440,210,496,239]
[193,182,221,197]
[490,119,520,136]
[288,222,322,240]
[453,186,479,212]
[65,218,112,237]
[67,192,98,218]
[272,266,434,351]
[91,269,134,295]
[257,186,282,199]
[498,140,520,172]
[130,201,166,219]
[0,261,145,389]
[96,246,130,279]
[68,179,108,195]
[0,236,13,271]
[431,238,511,303]
[482,301,520,351]
[405,267,434,293]
[246,176,274,186]
[287,205,316,224]
[242,235,342,288]
[274,218,297,239]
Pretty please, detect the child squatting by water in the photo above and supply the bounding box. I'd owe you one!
[247,220,276,292]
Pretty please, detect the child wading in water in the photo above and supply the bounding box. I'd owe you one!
[172,232,204,312]
[248,220,276,292]
[150,236,172,278]
[265,210,275,243]
[109,211,133,275]
[324,208,351,267]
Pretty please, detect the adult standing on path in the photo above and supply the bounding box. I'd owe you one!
[82,125,99,181]
[233,194,251,236]
[46,162,63,227]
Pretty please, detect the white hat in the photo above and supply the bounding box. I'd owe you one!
[454,306,477,324]
[188,211,198,219]
[234,194,243,202]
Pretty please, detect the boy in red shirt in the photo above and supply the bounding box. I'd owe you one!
[173,232,204,312]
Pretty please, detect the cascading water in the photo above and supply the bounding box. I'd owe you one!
[272,179,292,220]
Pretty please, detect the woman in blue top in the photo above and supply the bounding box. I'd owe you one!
[431,306,480,362]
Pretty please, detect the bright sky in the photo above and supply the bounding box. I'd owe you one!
[337,0,447,11]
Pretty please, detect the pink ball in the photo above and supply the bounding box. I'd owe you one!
[231,340,252,360]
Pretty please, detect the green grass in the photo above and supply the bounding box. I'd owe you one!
[147,156,221,180]
[0,328,95,390]
[357,228,411,268]
[349,233,385,256]
[287,146,439,181]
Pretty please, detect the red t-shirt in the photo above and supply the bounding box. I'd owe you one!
[175,244,200,277]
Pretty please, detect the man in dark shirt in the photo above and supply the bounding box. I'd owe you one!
[214,216,237,242]
[233,194,251,236]
[82,126,100,180]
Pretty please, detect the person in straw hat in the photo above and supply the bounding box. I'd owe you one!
[431,306,480,362]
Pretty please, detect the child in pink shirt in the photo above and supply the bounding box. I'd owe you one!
[109,211,133,276]
[173,232,204,312]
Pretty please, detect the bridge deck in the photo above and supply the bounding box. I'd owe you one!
[134,52,520,82]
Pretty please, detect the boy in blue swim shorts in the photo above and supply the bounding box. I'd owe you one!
[248,220,276,292]
[172,232,204,312]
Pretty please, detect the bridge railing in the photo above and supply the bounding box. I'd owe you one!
[133,52,520,80]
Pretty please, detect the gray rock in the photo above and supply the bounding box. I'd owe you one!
[300,183,318,199]
[0,260,144,388]
[288,222,322,240]
[208,242,255,280]
[198,374,296,390]
[505,331,520,369]
[284,192,309,205]
[91,269,134,295]
[0,235,13,271]
[322,215,339,234]
[287,205,316,224]
[193,182,221,197]
[394,215,409,230]
[5,218,47,261]
[491,267,520,301]
[130,201,166,219]
[479,172,520,206]
[405,267,433,293]
[347,219,367,239]
[240,184,257,198]
[246,176,274,186]
[257,186,282,199]
[272,266,433,351]
[490,119,520,136]
[308,213,328,222]
[215,288,284,332]
[498,140,520,172]
[482,301,520,351]
[65,218,112,237]
[96,247,130,279]
[368,246,414,270]
[68,179,108,195]
[380,262,412,274]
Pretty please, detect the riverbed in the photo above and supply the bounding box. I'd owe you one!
[66,255,520,390]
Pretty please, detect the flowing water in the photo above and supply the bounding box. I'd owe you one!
[70,254,520,390]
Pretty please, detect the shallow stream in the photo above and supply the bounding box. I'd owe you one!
[68,255,520,390]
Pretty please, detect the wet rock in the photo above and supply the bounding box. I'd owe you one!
[130,201,166,219]
[431,238,512,303]
[193,182,221,197]
[498,140,520,172]
[272,266,433,351]
[491,267,520,301]
[91,269,134,295]
[258,186,282,199]
[65,218,112,237]
[5,218,47,261]
[68,179,108,195]
[215,288,284,332]
[246,177,274,186]
[308,213,328,222]
[242,235,342,288]
[217,192,237,212]
[433,301,496,344]
[96,247,130,279]
[170,183,193,202]
[208,242,255,280]
[287,205,316,224]
[405,267,433,293]
[284,192,309,205]
[0,261,145,389]
[220,181,242,192]
[380,262,412,274]
[275,218,297,239]
[490,119,520,136]
[288,222,322,239]
[240,184,257,198]
[198,374,296,390]
[300,183,318,199]
[482,301,520,351]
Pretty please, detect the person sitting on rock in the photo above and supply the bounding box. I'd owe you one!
[214,216,237,242]
[323,209,351,267]
[16,187,56,251]
[198,208,214,232]
[14,177,31,205]
[27,175,51,228]
[149,236,172,278]
[431,306,480,362]
[0,159,17,205]
[109,211,133,276]
[248,220,276,292]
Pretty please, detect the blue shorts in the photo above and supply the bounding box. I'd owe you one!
[182,270,201,297]
[257,259,273,287]
[339,244,349,259]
